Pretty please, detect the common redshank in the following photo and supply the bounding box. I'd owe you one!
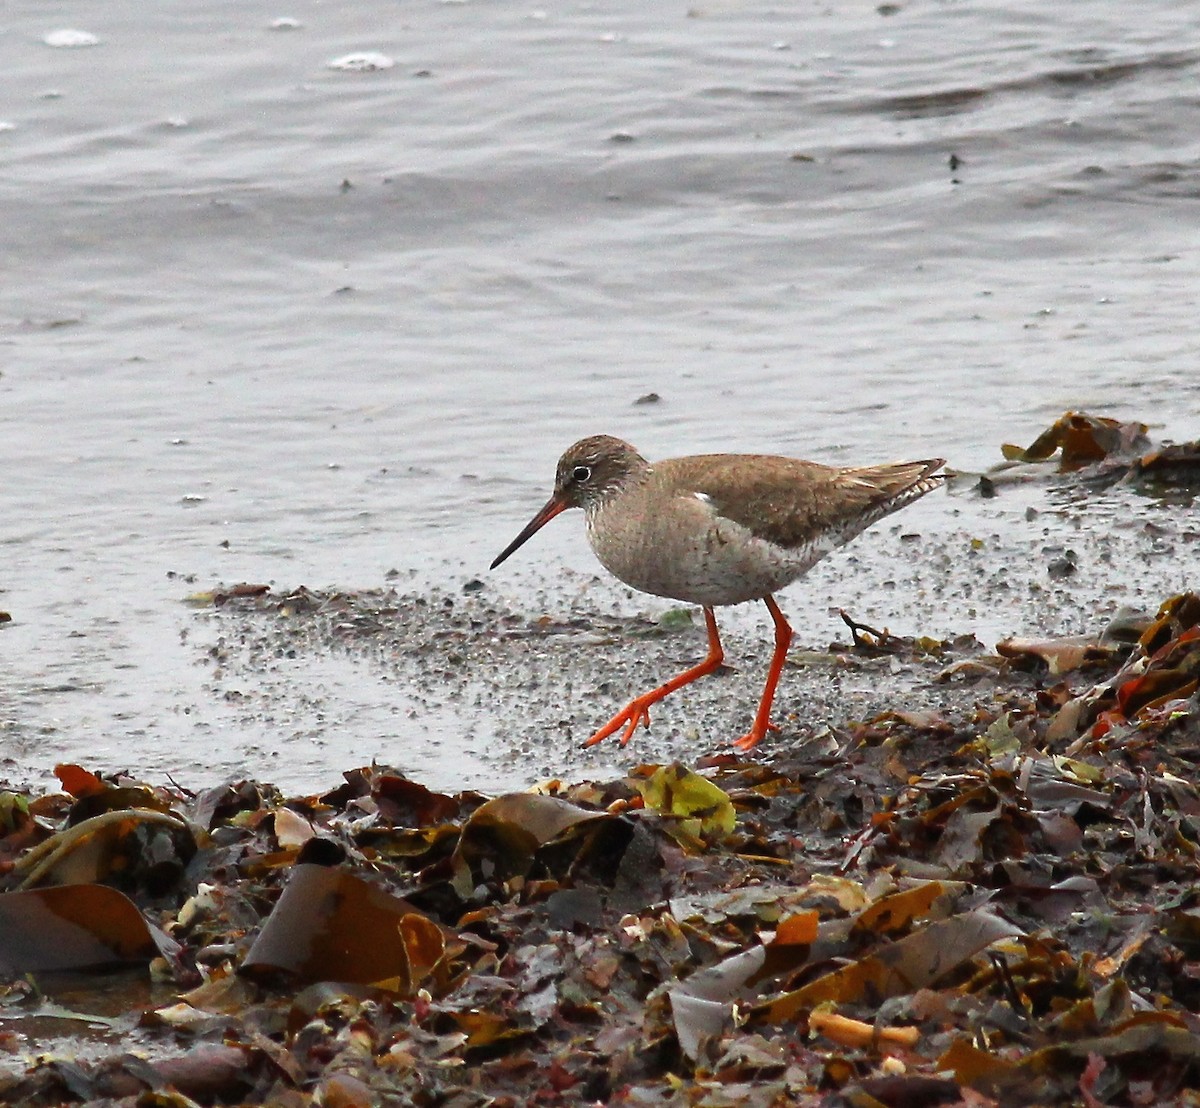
[490,436,944,752]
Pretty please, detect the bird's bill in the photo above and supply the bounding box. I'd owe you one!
[489,495,569,569]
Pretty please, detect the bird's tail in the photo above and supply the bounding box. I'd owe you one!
[846,457,945,504]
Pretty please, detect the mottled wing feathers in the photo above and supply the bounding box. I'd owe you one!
[656,454,944,551]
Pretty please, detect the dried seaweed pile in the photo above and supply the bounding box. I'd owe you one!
[1,589,1199,1107]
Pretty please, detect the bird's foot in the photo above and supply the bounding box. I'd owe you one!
[731,720,780,753]
[582,698,654,748]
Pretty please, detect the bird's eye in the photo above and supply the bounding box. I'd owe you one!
[572,464,592,483]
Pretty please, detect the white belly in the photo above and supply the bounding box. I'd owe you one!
[587,501,834,607]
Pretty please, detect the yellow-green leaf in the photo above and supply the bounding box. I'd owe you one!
[637,763,736,837]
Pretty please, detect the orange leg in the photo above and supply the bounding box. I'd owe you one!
[583,607,725,748]
[732,595,793,752]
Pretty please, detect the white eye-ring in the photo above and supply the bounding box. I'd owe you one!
[572,465,592,482]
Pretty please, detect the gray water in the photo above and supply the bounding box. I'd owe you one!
[3,0,1199,792]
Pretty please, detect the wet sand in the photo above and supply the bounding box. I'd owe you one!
[176,470,1192,794]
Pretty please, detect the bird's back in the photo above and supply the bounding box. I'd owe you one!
[587,452,944,606]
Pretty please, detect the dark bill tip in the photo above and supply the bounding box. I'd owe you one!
[489,496,569,570]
